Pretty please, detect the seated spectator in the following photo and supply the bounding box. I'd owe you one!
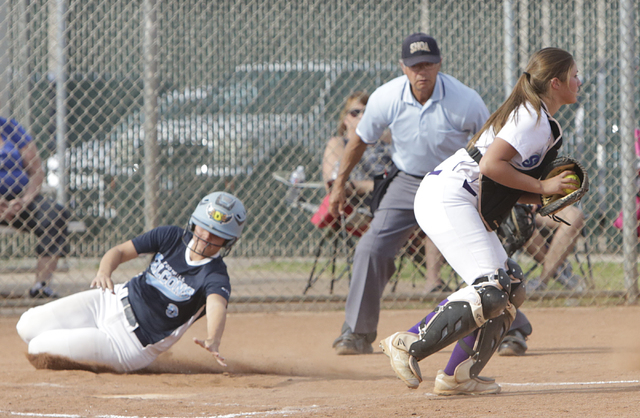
[613,127,640,236]
[321,91,447,292]
[322,91,391,204]
[613,196,640,236]
[499,204,586,356]
[523,204,586,291]
[316,91,391,235]
[0,116,70,298]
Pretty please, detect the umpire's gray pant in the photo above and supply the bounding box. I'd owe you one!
[345,171,423,335]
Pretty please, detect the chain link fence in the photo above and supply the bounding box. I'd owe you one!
[1,0,638,311]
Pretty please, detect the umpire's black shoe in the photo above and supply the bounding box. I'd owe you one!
[497,330,528,356]
[332,324,376,355]
[29,282,59,299]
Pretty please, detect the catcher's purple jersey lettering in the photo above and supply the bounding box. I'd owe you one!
[128,225,230,345]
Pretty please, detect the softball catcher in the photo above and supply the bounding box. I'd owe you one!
[380,47,587,395]
[16,191,246,372]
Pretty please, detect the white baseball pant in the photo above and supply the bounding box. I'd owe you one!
[414,170,508,285]
[16,284,188,373]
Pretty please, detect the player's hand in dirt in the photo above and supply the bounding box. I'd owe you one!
[193,337,227,367]
[90,272,115,294]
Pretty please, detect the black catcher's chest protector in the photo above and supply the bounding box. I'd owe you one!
[469,112,562,231]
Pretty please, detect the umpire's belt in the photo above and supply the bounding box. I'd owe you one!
[403,171,425,180]
[120,295,152,347]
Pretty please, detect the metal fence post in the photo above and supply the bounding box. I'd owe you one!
[143,0,159,231]
[619,0,638,301]
[420,0,430,34]
[49,0,67,205]
[503,0,516,99]
[518,0,529,71]
[596,0,608,219]
[0,0,9,116]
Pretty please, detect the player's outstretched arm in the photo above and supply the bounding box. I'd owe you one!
[194,293,228,367]
[90,240,139,293]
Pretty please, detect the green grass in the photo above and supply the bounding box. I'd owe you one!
[241,256,635,293]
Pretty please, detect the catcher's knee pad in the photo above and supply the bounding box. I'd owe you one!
[474,269,511,320]
[510,280,526,308]
[506,258,526,308]
[458,304,516,379]
[506,258,523,282]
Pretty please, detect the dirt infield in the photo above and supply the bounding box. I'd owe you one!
[1,306,640,417]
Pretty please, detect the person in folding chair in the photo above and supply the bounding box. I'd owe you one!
[613,128,640,237]
[495,203,587,357]
[320,91,451,293]
[521,205,586,292]
[328,34,490,356]
[317,91,392,233]
[306,91,392,294]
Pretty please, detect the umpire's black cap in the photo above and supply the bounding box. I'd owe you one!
[401,33,441,66]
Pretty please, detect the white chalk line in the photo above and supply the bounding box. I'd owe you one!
[4,380,640,417]
[501,379,639,387]
[420,379,640,396]
[1,405,322,418]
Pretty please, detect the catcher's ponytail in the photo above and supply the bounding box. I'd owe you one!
[468,47,575,149]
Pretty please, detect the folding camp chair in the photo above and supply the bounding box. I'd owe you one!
[304,194,371,294]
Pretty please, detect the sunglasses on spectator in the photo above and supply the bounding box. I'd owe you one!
[348,109,364,117]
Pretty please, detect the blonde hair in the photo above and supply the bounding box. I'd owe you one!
[337,91,369,137]
[467,47,575,149]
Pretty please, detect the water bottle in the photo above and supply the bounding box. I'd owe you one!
[286,165,305,203]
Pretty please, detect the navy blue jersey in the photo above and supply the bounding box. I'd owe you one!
[126,225,231,345]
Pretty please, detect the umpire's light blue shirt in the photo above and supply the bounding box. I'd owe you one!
[356,73,489,177]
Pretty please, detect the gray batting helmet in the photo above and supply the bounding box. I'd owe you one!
[187,191,247,256]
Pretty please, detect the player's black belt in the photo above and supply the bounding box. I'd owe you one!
[120,295,152,347]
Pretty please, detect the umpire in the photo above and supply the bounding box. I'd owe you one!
[329,33,489,355]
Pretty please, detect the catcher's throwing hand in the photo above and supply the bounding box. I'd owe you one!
[540,170,579,196]
[193,337,227,367]
[90,272,115,294]
[538,157,589,218]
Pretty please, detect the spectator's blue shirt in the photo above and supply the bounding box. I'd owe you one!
[0,117,32,198]
[356,74,489,177]
[127,225,231,345]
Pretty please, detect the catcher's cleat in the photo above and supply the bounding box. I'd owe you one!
[433,360,500,396]
[498,329,528,356]
[379,332,423,389]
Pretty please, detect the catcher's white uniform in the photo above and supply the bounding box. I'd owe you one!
[414,102,559,284]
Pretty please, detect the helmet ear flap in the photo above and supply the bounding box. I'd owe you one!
[220,237,238,257]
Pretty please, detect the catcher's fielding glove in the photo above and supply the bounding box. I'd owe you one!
[538,156,589,218]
